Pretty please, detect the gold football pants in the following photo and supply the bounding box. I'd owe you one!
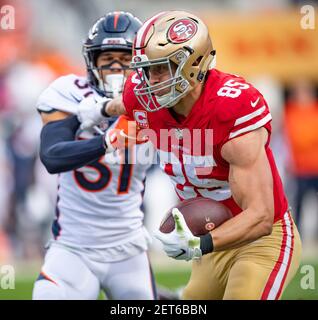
[182,211,302,300]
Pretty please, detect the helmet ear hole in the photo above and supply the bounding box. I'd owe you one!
[192,56,203,67]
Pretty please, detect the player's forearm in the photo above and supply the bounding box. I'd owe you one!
[40,115,106,174]
[211,207,273,251]
[103,96,127,116]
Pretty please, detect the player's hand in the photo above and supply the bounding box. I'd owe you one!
[104,115,148,153]
[78,96,111,130]
[154,208,202,261]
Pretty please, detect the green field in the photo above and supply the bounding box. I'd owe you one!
[0,261,317,300]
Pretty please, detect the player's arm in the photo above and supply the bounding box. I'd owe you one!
[210,127,274,251]
[39,111,106,174]
[103,95,127,117]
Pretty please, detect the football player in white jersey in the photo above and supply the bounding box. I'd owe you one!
[32,12,157,300]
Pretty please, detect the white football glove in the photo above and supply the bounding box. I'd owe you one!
[154,208,202,261]
[77,96,111,130]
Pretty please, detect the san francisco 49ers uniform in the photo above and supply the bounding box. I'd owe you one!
[123,69,302,300]
[33,74,156,300]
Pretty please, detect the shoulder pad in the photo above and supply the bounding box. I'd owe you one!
[37,74,95,114]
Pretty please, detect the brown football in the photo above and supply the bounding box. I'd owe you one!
[159,198,232,236]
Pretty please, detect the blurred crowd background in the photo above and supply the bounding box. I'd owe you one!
[0,0,317,269]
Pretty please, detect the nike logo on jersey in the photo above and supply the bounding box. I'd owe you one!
[174,249,186,258]
[119,129,137,140]
[251,97,260,108]
[119,129,149,143]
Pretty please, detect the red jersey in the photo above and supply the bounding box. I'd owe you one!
[123,69,288,222]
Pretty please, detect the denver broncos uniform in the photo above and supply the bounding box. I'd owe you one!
[123,69,302,300]
[33,74,156,300]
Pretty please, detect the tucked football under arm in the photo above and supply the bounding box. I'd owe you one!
[210,127,275,251]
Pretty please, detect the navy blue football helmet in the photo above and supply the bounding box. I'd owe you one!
[83,12,142,97]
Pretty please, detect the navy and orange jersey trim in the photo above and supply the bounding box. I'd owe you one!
[37,271,58,286]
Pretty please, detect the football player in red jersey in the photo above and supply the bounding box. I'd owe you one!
[81,11,302,300]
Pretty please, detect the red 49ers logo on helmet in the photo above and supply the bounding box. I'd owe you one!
[167,19,198,44]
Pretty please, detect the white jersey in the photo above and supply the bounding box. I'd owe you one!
[37,74,154,261]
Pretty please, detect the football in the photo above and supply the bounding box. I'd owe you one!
[159,197,232,236]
